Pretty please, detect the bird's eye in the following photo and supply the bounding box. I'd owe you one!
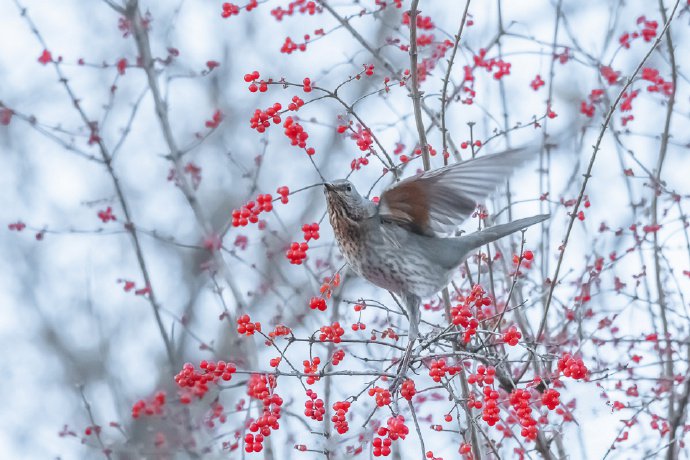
[346,185,352,193]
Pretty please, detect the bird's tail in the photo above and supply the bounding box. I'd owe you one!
[459,214,550,250]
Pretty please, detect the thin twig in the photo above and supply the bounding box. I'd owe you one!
[440,0,471,165]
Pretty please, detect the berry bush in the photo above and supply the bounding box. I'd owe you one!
[1,0,690,459]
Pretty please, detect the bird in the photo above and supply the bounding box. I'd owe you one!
[324,148,549,381]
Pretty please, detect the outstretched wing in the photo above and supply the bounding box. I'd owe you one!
[377,148,534,235]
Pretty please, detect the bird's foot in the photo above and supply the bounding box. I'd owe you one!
[389,338,416,392]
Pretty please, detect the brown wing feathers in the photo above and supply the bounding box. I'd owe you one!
[377,148,533,236]
[378,180,431,235]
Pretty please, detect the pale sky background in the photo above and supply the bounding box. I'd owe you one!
[1,0,689,458]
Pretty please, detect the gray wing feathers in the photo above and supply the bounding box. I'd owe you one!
[421,148,534,233]
[381,148,535,235]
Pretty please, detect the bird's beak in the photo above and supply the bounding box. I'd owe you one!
[324,182,335,192]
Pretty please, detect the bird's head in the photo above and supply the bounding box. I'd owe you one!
[324,180,375,221]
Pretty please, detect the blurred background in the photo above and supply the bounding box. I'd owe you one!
[1,0,689,458]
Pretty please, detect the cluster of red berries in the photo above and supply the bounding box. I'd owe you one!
[205,109,223,129]
[619,15,657,49]
[245,374,282,452]
[331,349,345,365]
[247,373,276,401]
[319,321,345,343]
[460,284,492,311]
[244,433,265,453]
[37,49,52,65]
[460,141,482,152]
[117,279,151,296]
[7,221,26,231]
[468,365,495,386]
[473,48,511,80]
[231,194,273,227]
[250,103,282,133]
[309,296,327,311]
[319,273,340,299]
[450,303,479,342]
[175,360,236,401]
[467,393,483,411]
[502,326,522,346]
[451,285,493,342]
[460,65,477,104]
[276,185,289,204]
[131,391,166,418]
[650,414,670,437]
[244,70,268,92]
[283,116,312,153]
[288,95,305,111]
[98,207,117,223]
[351,125,373,151]
[459,443,472,458]
[514,249,534,264]
[402,12,434,30]
[601,65,621,85]
[221,3,239,17]
[400,379,416,401]
[286,241,309,264]
[412,145,438,161]
[302,77,312,92]
[332,400,351,434]
[530,74,545,91]
[641,67,674,96]
[351,155,370,171]
[380,328,399,341]
[541,388,560,410]
[509,389,538,441]
[267,324,291,341]
[304,389,325,421]
[368,386,391,407]
[415,33,434,47]
[280,36,307,54]
[373,415,409,457]
[642,223,662,234]
[351,321,367,331]
[270,0,318,21]
[237,314,261,336]
[303,357,321,384]
[581,88,606,118]
[245,404,282,454]
[269,356,281,367]
[557,353,588,380]
[429,359,461,383]
[481,385,500,426]
[302,222,320,241]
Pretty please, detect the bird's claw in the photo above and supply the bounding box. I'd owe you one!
[389,338,415,392]
[388,364,408,392]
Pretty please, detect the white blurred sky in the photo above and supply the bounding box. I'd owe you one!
[1,0,689,458]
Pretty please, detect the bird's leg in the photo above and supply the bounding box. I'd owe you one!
[390,293,420,391]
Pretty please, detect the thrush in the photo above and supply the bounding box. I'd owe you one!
[324,148,548,378]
